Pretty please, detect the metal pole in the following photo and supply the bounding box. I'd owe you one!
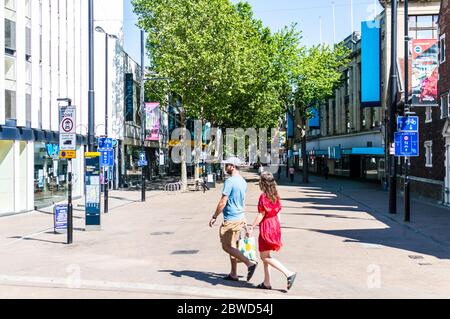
[104,33,109,214]
[88,0,95,152]
[68,159,73,244]
[67,99,73,244]
[141,30,146,202]
[389,0,398,214]
[404,0,411,221]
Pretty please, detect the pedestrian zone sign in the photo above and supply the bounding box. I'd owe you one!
[395,132,419,157]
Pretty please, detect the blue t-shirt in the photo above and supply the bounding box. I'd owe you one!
[222,175,247,221]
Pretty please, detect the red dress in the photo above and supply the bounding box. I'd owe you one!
[257,193,283,252]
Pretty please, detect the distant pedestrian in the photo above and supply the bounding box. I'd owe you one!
[248,172,296,291]
[277,165,282,181]
[324,165,329,180]
[209,157,258,282]
[289,167,295,183]
[258,165,264,176]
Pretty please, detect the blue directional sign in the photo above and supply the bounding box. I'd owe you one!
[98,137,113,149]
[395,132,419,157]
[100,149,114,167]
[397,116,419,132]
[138,152,148,167]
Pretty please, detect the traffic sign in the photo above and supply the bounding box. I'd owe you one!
[98,137,113,149]
[59,105,76,151]
[138,152,148,167]
[395,132,419,157]
[100,149,114,167]
[59,150,76,159]
[397,116,419,132]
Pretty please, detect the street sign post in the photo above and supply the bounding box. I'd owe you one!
[59,106,77,153]
[58,101,75,244]
[138,152,148,167]
[98,137,114,214]
[397,116,419,132]
[85,152,101,231]
[395,132,419,157]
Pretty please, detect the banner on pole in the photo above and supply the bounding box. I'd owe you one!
[411,39,439,107]
[145,102,161,141]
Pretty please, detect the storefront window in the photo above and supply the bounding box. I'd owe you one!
[335,157,350,177]
[34,143,68,206]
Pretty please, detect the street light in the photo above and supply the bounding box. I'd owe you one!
[95,26,119,214]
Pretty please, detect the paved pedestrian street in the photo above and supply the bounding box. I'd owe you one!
[1,170,450,299]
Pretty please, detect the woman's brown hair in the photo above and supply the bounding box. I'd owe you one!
[259,171,280,203]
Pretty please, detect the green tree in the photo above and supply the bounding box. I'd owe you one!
[293,43,351,183]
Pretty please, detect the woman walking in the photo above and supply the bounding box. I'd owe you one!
[248,172,297,291]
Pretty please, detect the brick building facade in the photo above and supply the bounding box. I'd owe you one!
[439,0,450,205]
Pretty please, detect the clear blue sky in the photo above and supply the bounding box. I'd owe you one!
[123,0,383,65]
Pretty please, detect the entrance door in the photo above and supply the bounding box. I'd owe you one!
[350,156,362,179]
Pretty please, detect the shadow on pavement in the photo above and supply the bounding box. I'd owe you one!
[305,227,450,260]
[282,188,450,259]
[158,269,286,293]
[8,236,65,245]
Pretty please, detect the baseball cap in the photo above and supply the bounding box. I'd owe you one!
[222,156,242,167]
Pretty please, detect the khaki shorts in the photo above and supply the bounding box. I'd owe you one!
[219,220,246,251]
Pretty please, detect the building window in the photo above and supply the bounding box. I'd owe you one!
[440,34,446,64]
[409,15,439,39]
[26,27,31,61]
[5,19,16,55]
[441,94,449,119]
[425,141,433,168]
[425,107,432,123]
[5,89,16,120]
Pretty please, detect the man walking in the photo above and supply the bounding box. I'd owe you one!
[209,157,258,282]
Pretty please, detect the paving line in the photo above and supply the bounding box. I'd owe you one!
[0,275,312,299]
[1,227,55,247]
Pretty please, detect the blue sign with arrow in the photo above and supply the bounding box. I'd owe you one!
[397,116,419,132]
[138,152,148,167]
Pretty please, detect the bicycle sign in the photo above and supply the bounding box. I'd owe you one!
[397,116,419,132]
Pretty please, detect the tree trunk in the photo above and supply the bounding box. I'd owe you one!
[301,115,309,184]
[180,112,188,192]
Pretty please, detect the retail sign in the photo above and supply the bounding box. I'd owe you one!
[411,39,439,107]
[46,144,60,159]
[85,152,101,231]
[54,204,68,234]
[59,150,76,159]
[395,132,419,157]
[59,105,77,151]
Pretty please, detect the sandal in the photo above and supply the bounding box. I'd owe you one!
[247,262,258,282]
[287,273,297,290]
[223,274,239,282]
[256,283,272,290]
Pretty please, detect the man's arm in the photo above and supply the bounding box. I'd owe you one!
[209,195,228,227]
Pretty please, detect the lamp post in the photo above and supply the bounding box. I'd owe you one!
[95,26,118,214]
[389,0,399,215]
[88,0,94,152]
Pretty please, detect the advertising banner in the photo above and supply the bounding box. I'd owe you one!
[361,20,381,107]
[125,73,134,122]
[145,102,161,141]
[411,39,439,107]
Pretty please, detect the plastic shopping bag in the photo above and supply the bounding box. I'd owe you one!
[238,237,257,262]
